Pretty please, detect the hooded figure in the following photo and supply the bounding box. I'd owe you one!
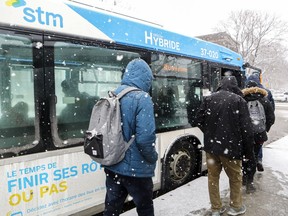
[242,80,275,139]
[246,74,275,110]
[241,80,275,193]
[103,58,158,216]
[104,58,157,175]
[246,73,275,172]
[194,76,254,159]
[193,76,254,215]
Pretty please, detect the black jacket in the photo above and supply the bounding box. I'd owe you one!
[194,76,254,160]
[242,86,275,143]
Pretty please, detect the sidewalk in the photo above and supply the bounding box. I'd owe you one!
[121,136,288,216]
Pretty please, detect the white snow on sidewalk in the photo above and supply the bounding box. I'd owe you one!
[121,172,229,216]
[121,135,288,216]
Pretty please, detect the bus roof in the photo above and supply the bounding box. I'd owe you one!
[1,0,243,67]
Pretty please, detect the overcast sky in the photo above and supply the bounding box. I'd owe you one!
[109,0,288,37]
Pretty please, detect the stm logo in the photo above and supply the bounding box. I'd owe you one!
[5,0,63,28]
[5,0,26,8]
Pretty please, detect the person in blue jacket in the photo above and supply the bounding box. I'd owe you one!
[246,72,275,172]
[103,58,158,216]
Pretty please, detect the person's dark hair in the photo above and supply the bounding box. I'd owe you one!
[61,80,71,90]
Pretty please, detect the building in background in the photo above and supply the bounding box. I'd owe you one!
[197,32,238,52]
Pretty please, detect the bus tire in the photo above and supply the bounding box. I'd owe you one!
[163,140,197,191]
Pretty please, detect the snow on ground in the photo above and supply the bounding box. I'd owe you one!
[121,135,288,216]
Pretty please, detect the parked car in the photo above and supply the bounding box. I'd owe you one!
[273,91,288,102]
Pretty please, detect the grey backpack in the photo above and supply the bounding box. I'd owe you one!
[84,87,139,166]
[247,100,266,133]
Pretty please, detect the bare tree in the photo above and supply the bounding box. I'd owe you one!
[257,42,288,89]
[216,10,288,89]
[217,10,288,66]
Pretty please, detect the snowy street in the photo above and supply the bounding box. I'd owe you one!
[121,135,288,216]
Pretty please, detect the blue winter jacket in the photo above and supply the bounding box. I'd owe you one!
[104,59,158,177]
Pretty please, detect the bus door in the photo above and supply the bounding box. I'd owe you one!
[210,66,221,92]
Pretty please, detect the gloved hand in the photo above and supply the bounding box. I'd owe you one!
[243,149,256,162]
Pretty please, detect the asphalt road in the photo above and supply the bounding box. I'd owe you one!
[265,102,288,145]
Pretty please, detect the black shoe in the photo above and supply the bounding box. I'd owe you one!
[246,183,256,194]
[242,177,247,186]
[257,162,264,172]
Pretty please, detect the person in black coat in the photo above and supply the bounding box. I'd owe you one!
[193,76,254,216]
[246,72,275,171]
[242,80,275,193]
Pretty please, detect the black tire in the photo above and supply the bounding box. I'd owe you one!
[163,141,198,191]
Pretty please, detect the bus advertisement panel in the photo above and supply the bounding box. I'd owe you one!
[1,149,106,216]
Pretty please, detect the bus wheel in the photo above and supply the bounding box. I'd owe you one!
[163,141,197,191]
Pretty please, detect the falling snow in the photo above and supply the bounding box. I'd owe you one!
[122,135,288,216]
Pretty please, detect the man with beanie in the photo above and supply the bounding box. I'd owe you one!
[193,76,254,216]
[103,58,158,216]
[242,80,275,193]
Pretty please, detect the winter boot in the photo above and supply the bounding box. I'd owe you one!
[246,182,256,194]
[257,162,264,172]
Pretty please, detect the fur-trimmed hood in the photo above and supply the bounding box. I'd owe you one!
[242,86,268,97]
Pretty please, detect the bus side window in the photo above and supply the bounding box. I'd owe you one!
[157,85,178,117]
[1,101,29,126]
[0,32,36,151]
[53,41,140,143]
[185,83,201,126]
[58,79,96,123]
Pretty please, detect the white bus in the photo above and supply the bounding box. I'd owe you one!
[0,0,246,215]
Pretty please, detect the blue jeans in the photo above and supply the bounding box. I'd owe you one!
[103,168,154,216]
[258,146,263,162]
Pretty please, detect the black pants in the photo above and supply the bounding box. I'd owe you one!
[242,144,262,183]
[103,168,154,216]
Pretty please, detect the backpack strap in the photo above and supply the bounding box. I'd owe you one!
[125,135,136,150]
[116,86,140,99]
[117,87,140,149]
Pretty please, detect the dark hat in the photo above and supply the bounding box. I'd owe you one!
[252,71,260,76]
[246,80,258,88]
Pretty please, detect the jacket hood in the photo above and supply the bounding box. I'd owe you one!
[242,86,268,97]
[246,74,265,88]
[121,59,153,93]
[217,76,243,96]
